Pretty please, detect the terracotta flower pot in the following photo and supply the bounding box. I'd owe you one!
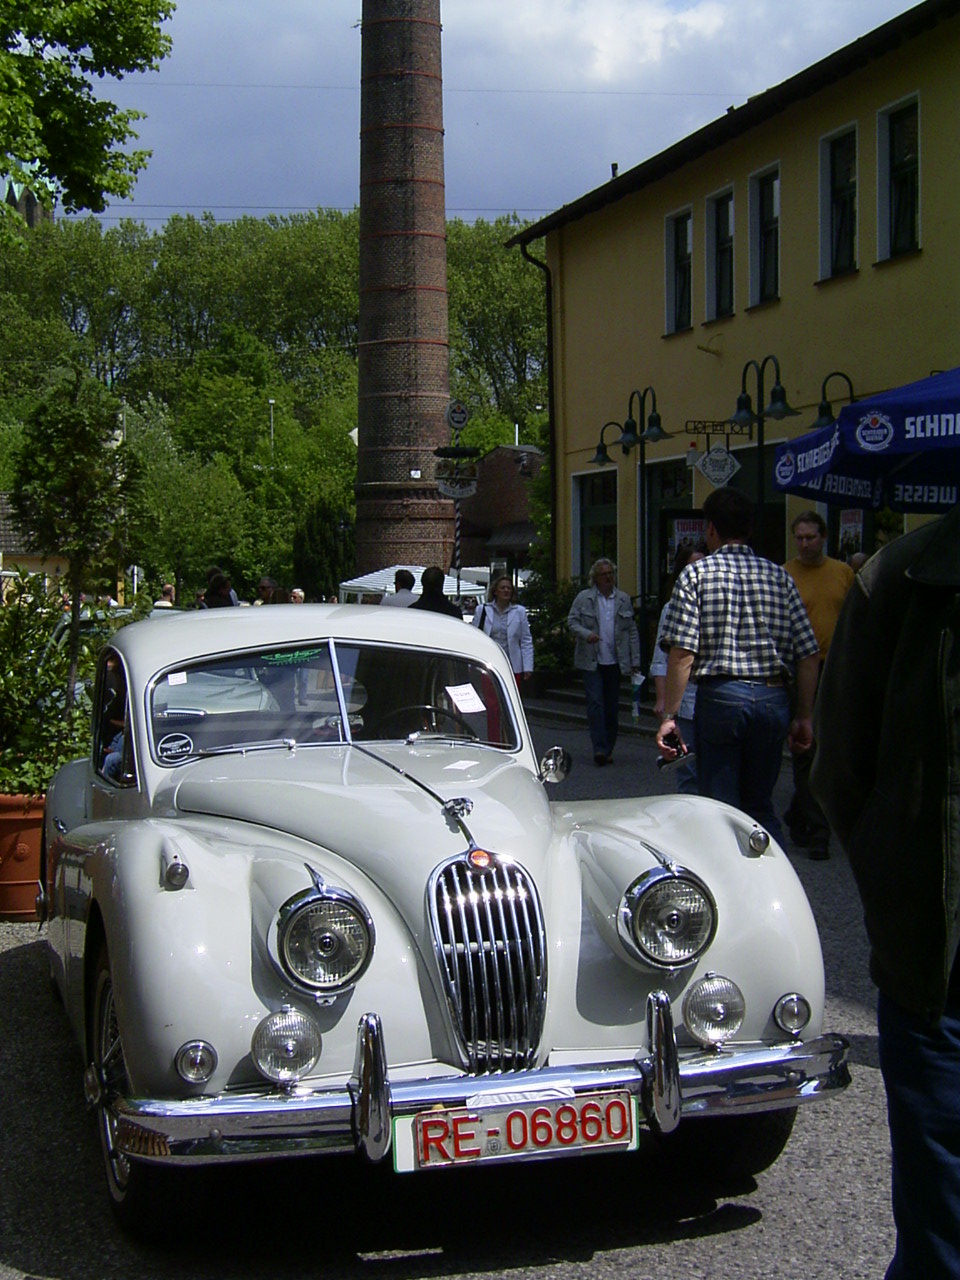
[0,793,44,922]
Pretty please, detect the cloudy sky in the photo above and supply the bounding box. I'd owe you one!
[82,0,920,230]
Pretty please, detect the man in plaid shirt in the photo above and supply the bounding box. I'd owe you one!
[656,487,820,844]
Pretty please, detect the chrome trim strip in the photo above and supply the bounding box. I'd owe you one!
[105,1011,850,1167]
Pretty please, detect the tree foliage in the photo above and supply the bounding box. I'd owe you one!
[12,365,133,701]
[0,210,547,600]
[0,0,174,240]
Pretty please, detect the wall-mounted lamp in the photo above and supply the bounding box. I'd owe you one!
[809,370,856,431]
[589,387,672,670]
[727,355,799,556]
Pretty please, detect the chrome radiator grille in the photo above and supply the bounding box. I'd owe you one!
[430,857,547,1074]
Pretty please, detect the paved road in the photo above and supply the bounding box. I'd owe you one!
[0,723,892,1279]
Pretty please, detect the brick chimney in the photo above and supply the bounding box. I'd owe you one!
[355,0,454,572]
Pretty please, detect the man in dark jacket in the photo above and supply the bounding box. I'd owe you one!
[812,502,960,1280]
[409,566,462,619]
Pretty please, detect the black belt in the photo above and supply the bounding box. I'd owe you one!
[698,675,785,687]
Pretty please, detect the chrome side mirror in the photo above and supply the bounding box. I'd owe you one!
[539,746,572,785]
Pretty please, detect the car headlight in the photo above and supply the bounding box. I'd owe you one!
[277,883,374,993]
[619,868,716,968]
[683,974,746,1047]
[251,1007,323,1084]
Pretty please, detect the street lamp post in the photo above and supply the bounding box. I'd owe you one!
[268,398,275,456]
[727,355,798,557]
[589,386,670,671]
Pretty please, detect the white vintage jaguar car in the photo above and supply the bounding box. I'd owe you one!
[40,605,849,1229]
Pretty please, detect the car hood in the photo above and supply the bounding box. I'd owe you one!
[171,742,556,885]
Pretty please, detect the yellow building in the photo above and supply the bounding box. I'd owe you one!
[509,0,959,605]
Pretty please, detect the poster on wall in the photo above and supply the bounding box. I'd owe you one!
[838,509,863,559]
[667,516,707,564]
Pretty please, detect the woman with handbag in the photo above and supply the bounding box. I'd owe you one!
[473,575,534,689]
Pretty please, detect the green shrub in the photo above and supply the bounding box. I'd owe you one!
[0,574,102,795]
[523,572,586,674]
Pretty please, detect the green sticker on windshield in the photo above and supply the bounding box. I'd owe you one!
[259,648,326,666]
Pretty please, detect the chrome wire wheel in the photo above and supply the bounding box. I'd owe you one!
[93,954,132,1201]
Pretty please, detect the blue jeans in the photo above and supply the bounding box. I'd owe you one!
[582,664,621,757]
[878,991,960,1279]
[693,679,789,842]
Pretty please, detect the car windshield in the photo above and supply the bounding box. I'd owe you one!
[149,640,519,764]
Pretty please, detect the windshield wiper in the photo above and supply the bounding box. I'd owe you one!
[195,737,300,757]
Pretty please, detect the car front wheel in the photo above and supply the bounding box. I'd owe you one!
[88,945,163,1233]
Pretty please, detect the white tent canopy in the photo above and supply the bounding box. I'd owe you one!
[338,565,483,604]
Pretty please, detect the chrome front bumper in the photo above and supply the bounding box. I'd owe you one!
[107,993,850,1167]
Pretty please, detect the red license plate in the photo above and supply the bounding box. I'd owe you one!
[408,1091,637,1169]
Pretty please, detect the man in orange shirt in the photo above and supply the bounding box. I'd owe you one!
[783,510,854,859]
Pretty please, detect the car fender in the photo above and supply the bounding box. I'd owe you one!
[80,817,444,1096]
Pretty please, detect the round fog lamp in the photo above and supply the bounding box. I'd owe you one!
[175,1040,218,1083]
[683,975,746,1047]
[774,992,811,1037]
[252,1007,322,1084]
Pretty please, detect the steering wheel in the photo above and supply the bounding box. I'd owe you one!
[376,703,478,739]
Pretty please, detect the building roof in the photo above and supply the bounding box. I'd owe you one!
[507,0,959,248]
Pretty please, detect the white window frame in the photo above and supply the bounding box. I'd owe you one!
[876,93,920,262]
[664,206,693,334]
[748,163,780,306]
[705,187,735,320]
[818,123,858,280]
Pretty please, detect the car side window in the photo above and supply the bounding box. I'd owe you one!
[93,649,135,787]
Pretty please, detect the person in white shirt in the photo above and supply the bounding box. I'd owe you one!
[567,559,640,766]
[380,569,416,607]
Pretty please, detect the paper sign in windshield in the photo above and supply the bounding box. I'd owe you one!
[446,683,486,714]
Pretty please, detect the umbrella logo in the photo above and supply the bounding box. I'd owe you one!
[774,452,796,485]
[855,411,894,452]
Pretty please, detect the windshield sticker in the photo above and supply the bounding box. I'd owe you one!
[260,649,325,667]
[157,733,195,761]
[167,671,188,686]
[446,683,486,714]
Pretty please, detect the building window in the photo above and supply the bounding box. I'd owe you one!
[819,129,857,277]
[878,99,919,259]
[706,191,734,319]
[577,470,617,573]
[666,210,692,332]
[749,167,779,305]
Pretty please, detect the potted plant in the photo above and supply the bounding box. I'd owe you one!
[0,573,97,919]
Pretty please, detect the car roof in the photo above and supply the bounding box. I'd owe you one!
[109,603,498,680]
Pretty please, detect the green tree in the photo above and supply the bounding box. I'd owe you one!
[123,401,251,599]
[1,0,174,240]
[446,217,547,452]
[12,366,133,703]
[293,496,355,602]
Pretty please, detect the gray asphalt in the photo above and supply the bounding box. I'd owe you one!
[0,719,891,1279]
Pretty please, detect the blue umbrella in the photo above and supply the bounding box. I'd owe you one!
[773,366,960,513]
